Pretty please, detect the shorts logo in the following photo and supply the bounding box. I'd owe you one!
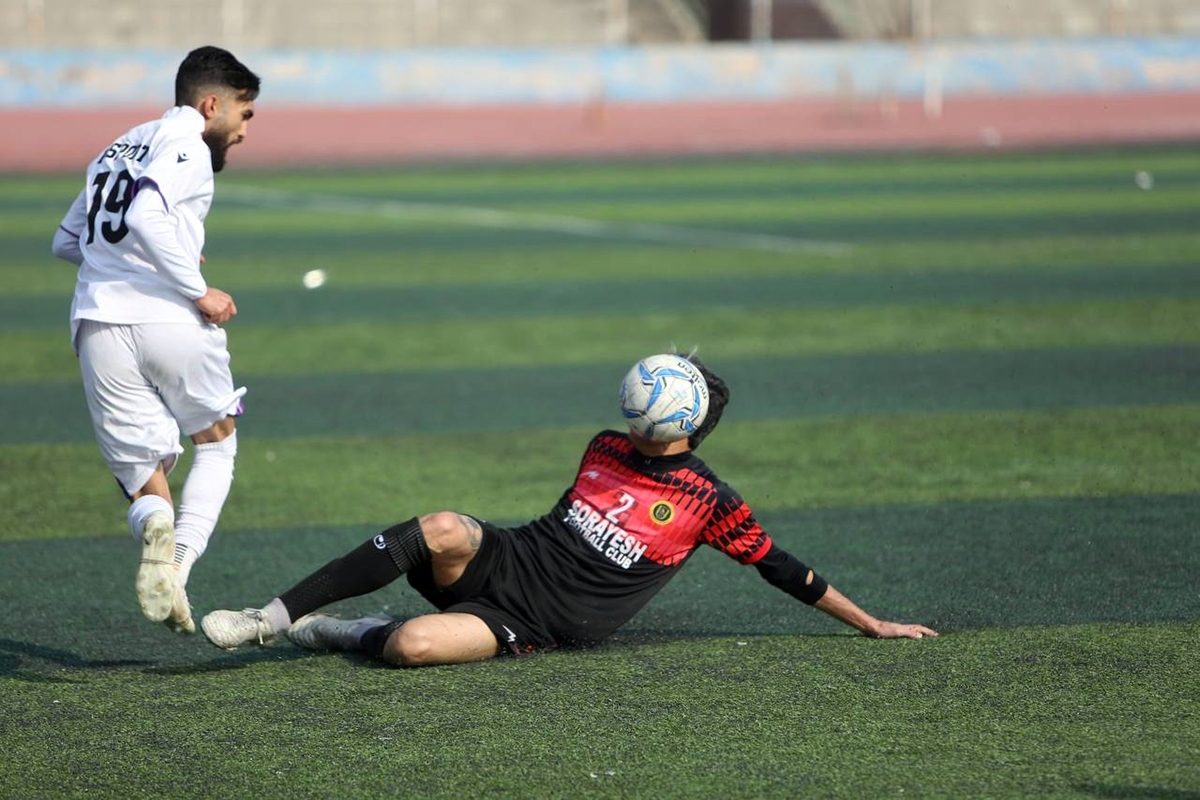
[373,534,387,550]
[649,501,675,525]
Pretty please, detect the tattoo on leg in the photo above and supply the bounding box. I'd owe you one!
[458,515,483,551]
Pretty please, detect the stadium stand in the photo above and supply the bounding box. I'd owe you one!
[2,0,1198,49]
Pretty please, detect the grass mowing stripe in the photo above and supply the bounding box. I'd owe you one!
[1,494,1196,659]
[220,171,1200,206]
[221,185,854,256]
[750,208,1200,241]
[8,296,1200,384]
[9,233,1200,298]
[489,184,1200,224]
[6,262,1200,333]
[8,146,1200,203]
[4,344,1198,445]
[211,185,1197,238]
[214,146,1200,191]
[198,208,1200,250]
[4,404,1196,540]
[664,494,1200,633]
[13,200,1200,250]
[10,181,1175,256]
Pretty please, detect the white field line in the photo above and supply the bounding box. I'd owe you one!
[225,185,854,257]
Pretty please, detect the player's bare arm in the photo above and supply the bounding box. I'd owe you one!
[456,514,484,551]
[815,585,939,640]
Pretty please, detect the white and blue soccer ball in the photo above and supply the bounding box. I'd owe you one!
[619,354,709,443]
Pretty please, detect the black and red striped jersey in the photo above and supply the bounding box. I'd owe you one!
[511,430,773,643]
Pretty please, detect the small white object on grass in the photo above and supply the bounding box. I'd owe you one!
[1134,171,1154,190]
[302,269,327,289]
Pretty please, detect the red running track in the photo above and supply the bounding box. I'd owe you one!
[3,92,1197,172]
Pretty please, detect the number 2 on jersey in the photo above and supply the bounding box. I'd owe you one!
[605,492,636,525]
[86,169,135,245]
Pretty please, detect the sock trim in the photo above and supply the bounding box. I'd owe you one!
[381,517,430,573]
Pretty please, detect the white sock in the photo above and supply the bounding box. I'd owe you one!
[263,597,292,633]
[127,495,174,543]
[174,432,237,563]
[173,543,200,586]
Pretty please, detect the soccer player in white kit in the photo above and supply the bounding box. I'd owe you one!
[50,47,261,635]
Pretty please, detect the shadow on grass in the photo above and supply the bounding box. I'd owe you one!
[149,646,312,676]
[0,638,151,683]
[0,636,314,682]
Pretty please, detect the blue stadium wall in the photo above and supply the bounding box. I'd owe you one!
[3,39,1200,108]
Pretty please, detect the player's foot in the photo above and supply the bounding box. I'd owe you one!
[201,608,278,650]
[163,581,195,635]
[135,511,177,623]
[288,613,391,652]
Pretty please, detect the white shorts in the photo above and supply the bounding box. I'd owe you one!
[75,319,247,495]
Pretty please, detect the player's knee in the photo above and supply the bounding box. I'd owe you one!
[384,620,437,667]
[418,511,469,554]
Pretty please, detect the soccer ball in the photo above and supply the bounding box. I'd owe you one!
[619,354,709,443]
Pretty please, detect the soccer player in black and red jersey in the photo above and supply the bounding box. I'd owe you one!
[202,354,937,664]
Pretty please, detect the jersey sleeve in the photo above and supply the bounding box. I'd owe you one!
[701,484,772,564]
[124,188,209,300]
[52,188,88,265]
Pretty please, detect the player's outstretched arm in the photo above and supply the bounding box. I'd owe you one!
[814,584,938,640]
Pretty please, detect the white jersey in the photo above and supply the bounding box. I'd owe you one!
[58,106,215,348]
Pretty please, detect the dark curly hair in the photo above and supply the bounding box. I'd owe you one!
[684,354,728,450]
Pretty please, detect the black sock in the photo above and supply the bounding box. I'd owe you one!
[278,518,428,620]
[380,517,430,573]
[362,618,406,660]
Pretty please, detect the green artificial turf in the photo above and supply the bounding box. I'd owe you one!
[1,146,1197,798]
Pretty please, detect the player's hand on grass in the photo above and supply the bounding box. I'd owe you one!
[196,287,237,324]
[870,621,939,640]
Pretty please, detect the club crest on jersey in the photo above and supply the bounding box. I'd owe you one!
[649,500,675,525]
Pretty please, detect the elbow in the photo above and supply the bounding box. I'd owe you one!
[51,230,82,264]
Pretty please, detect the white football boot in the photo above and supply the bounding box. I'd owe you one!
[135,511,178,623]
[288,613,391,652]
[201,608,278,650]
[163,581,195,635]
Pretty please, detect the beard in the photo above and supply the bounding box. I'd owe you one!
[202,129,232,173]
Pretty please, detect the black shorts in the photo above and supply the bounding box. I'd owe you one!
[405,519,561,656]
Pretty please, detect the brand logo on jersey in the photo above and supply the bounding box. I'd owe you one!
[177,152,190,163]
[373,534,387,550]
[649,500,675,525]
